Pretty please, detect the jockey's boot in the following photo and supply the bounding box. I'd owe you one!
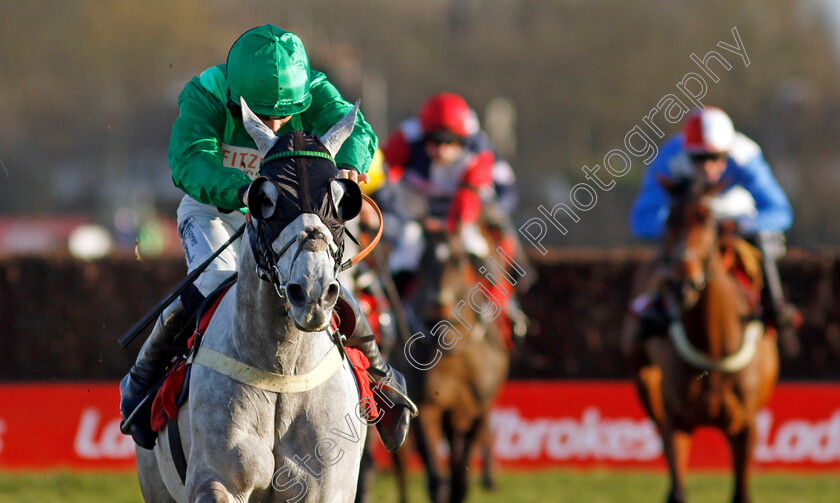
[336,286,417,453]
[761,290,802,354]
[757,246,802,345]
[507,295,531,339]
[760,286,801,332]
[119,298,189,449]
[755,231,802,349]
[625,293,670,370]
[634,293,670,339]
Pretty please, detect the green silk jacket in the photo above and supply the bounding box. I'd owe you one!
[168,64,377,211]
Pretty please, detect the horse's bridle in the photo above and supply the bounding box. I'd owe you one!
[249,193,384,299]
[667,243,711,291]
[249,216,339,299]
[663,209,719,306]
[249,218,290,298]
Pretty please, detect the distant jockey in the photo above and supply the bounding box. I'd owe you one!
[382,92,528,346]
[631,107,792,240]
[627,106,799,366]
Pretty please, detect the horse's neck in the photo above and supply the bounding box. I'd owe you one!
[682,256,748,358]
[448,262,495,349]
[230,246,332,374]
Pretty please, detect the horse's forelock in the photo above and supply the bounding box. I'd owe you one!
[664,176,702,200]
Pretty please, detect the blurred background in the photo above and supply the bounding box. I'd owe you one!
[1,2,840,500]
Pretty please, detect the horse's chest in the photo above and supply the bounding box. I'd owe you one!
[273,385,365,453]
[269,386,365,501]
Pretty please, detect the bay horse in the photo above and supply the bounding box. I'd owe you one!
[401,227,510,503]
[344,211,409,503]
[135,100,369,502]
[633,177,779,503]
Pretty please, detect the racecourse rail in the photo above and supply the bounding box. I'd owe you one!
[1,248,838,382]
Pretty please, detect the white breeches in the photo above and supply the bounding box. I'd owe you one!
[386,219,489,274]
[176,195,246,297]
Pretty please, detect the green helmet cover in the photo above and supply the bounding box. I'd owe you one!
[227,25,312,117]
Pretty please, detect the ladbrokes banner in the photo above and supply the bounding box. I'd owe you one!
[0,383,135,470]
[489,382,840,469]
[0,382,838,470]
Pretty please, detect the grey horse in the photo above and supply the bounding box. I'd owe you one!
[136,101,368,502]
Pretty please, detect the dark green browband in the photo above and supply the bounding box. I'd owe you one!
[261,150,335,166]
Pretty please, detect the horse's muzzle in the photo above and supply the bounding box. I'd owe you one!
[286,279,340,331]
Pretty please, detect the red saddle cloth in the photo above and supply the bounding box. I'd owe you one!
[344,347,379,420]
[150,294,377,431]
[330,313,379,420]
[150,286,230,432]
[720,238,764,315]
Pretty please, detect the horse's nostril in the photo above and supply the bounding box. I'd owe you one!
[286,283,306,306]
[322,282,340,306]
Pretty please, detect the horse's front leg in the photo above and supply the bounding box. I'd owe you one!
[637,339,669,431]
[188,466,274,503]
[449,419,482,503]
[415,405,448,503]
[391,429,413,503]
[478,421,496,490]
[187,377,276,503]
[661,421,692,503]
[190,479,235,503]
[728,422,757,503]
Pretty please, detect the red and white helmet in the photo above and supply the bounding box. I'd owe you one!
[683,107,735,154]
[418,92,479,138]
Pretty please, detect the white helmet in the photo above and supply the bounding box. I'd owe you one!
[683,107,735,154]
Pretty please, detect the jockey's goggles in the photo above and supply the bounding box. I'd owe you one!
[423,130,466,146]
[256,113,291,121]
[689,152,727,163]
[227,97,290,122]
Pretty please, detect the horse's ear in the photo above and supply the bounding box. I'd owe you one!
[320,100,360,158]
[656,174,676,194]
[247,177,280,220]
[330,178,363,221]
[240,97,280,156]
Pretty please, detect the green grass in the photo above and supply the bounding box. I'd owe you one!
[369,470,840,503]
[0,469,837,503]
[0,471,142,503]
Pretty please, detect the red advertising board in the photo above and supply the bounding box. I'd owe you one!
[489,382,840,470]
[0,383,135,470]
[1,381,838,471]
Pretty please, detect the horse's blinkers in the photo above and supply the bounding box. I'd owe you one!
[246,130,361,295]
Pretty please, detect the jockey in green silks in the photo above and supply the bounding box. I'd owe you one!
[120,24,412,453]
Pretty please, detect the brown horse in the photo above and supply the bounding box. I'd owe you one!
[395,227,510,503]
[629,177,779,503]
[348,210,414,503]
